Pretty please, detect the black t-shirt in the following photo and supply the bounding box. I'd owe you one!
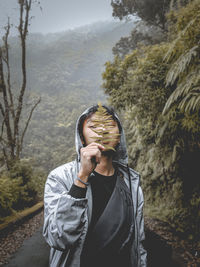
[68,170,117,232]
[68,170,133,267]
[88,170,117,231]
[69,170,117,266]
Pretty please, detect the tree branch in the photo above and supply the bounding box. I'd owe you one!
[0,142,9,170]
[3,18,15,119]
[0,135,8,146]
[0,47,14,155]
[0,102,5,117]
[0,117,5,138]
[0,0,36,168]
[14,0,32,150]
[18,96,41,157]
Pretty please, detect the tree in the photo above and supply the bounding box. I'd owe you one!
[105,0,200,136]
[162,0,200,115]
[112,21,165,58]
[111,0,171,28]
[111,0,189,28]
[103,0,200,240]
[0,0,41,169]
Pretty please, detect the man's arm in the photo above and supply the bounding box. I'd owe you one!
[43,171,88,251]
[137,186,147,266]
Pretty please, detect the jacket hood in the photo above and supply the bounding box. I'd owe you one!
[75,105,128,166]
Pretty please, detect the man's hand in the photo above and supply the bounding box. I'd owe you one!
[76,142,105,187]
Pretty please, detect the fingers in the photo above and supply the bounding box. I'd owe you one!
[86,142,105,151]
[80,142,105,163]
[81,148,101,163]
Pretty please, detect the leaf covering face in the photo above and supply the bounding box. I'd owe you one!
[83,103,120,151]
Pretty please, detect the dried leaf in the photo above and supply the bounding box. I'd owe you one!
[90,102,120,151]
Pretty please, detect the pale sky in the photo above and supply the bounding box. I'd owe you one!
[0,0,115,34]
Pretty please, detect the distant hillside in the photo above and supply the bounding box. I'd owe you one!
[10,20,134,94]
[7,20,135,171]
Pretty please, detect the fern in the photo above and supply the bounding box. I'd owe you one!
[166,45,198,86]
[90,102,120,151]
[163,68,200,113]
[163,1,200,114]
[163,17,198,62]
[179,90,200,112]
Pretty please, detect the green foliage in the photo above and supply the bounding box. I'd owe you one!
[111,0,190,28]
[0,175,22,217]
[103,0,200,140]
[163,0,200,114]
[0,160,45,217]
[103,0,200,239]
[103,43,170,137]
[112,21,165,58]
[90,103,120,151]
[165,46,198,87]
[111,0,171,28]
[1,21,133,172]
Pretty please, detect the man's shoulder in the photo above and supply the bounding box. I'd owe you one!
[45,161,77,191]
[48,160,76,178]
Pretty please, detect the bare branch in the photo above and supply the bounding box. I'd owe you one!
[0,102,5,117]
[0,0,36,168]
[0,121,9,161]
[0,117,5,139]
[0,47,14,154]
[18,96,41,156]
[0,142,9,170]
[23,0,32,38]
[3,18,15,119]
[0,135,8,146]
[14,0,32,149]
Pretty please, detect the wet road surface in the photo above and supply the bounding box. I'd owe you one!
[3,226,187,267]
[4,226,49,267]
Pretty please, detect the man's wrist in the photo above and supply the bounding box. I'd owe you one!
[74,179,87,188]
[77,172,89,182]
[75,172,89,188]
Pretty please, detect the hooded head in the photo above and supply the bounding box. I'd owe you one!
[75,104,128,166]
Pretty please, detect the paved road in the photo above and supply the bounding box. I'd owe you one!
[4,226,186,267]
[4,226,50,267]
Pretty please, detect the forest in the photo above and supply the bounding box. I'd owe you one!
[0,0,199,264]
[0,15,133,217]
[103,0,200,243]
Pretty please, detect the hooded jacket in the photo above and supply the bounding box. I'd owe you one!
[43,106,147,267]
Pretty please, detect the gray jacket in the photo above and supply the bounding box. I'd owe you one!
[43,107,147,267]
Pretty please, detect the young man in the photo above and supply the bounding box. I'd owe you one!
[43,105,147,267]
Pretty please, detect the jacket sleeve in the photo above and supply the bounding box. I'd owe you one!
[137,186,147,267]
[42,171,88,251]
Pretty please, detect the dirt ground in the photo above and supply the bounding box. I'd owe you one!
[144,216,200,267]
